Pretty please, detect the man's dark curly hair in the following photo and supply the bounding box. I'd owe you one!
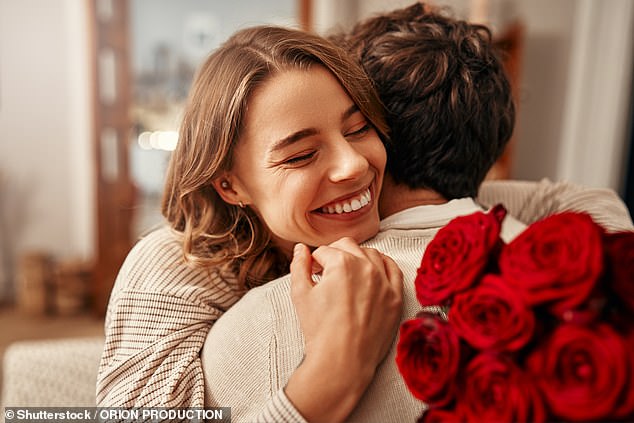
[332,2,515,199]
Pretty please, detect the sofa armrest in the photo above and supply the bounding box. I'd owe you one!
[1,336,104,407]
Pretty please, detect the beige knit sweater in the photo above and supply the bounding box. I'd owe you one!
[201,199,527,422]
[96,179,633,409]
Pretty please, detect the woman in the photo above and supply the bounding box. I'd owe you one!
[97,25,402,417]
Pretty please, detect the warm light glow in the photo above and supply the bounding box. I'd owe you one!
[138,131,152,150]
[157,131,179,151]
[137,130,178,151]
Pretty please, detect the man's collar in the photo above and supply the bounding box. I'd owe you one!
[379,198,483,231]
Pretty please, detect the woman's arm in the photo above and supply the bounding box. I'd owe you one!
[97,227,241,408]
[477,178,633,232]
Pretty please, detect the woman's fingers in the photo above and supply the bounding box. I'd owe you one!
[312,237,386,274]
[362,247,391,276]
[381,253,404,293]
[312,237,363,261]
[290,243,313,299]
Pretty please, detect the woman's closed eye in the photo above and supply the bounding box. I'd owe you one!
[345,123,371,139]
[283,151,317,166]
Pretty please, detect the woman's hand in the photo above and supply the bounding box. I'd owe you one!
[284,238,403,422]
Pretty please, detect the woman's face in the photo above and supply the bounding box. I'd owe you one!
[224,65,386,253]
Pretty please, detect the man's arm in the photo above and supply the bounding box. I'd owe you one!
[478,178,633,232]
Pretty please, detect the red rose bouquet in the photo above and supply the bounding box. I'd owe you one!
[396,205,634,422]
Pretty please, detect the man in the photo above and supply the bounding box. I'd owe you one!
[200,4,632,422]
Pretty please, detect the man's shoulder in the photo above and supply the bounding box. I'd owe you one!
[201,273,295,379]
[215,273,292,326]
[362,226,440,252]
[203,279,285,355]
[247,273,292,302]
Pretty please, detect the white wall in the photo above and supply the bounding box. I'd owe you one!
[0,0,93,292]
[557,0,634,189]
[508,0,577,182]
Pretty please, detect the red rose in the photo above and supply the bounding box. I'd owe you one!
[527,323,628,421]
[604,231,634,313]
[396,313,461,406]
[419,407,464,423]
[558,293,605,326]
[449,274,535,351]
[415,205,505,306]
[499,212,603,316]
[614,330,634,419]
[460,353,546,423]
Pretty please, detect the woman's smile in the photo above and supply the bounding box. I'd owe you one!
[315,187,373,216]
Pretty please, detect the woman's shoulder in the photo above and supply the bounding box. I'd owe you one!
[131,225,183,255]
[118,226,183,273]
[115,226,242,306]
[117,226,189,286]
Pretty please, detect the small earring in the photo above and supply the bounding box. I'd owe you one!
[238,201,245,208]
[220,180,230,189]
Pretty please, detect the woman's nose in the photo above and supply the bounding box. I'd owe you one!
[328,140,369,183]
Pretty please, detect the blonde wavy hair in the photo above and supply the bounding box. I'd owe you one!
[162,25,389,290]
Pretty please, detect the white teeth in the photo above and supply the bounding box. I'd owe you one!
[321,189,371,215]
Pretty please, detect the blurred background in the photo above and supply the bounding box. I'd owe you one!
[0,0,632,352]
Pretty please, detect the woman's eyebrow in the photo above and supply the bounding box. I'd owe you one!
[269,128,319,154]
[341,104,360,122]
[269,104,360,154]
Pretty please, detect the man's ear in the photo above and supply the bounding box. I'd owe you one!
[211,174,249,207]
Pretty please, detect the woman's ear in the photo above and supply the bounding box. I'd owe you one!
[211,174,249,207]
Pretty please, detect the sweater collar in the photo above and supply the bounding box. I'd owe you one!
[379,198,483,232]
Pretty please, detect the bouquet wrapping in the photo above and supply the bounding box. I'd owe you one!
[396,205,634,422]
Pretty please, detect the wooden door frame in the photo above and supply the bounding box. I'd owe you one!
[300,0,312,31]
[89,0,135,316]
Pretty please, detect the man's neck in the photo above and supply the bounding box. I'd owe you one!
[379,176,447,219]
